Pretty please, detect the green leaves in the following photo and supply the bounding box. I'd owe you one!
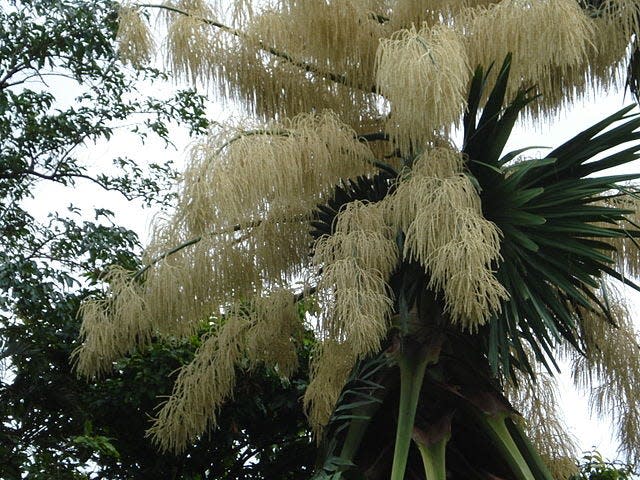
[463,55,539,170]
[0,1,209,208]
[0,2,215,478]
[571,450,635,480]
[313,353,390,479]
[463,58,640,379]
[72,421,120,460]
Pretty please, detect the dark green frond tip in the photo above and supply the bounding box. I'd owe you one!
[626,44,640,103]
[463,54,540,170]
[313,353,391,479]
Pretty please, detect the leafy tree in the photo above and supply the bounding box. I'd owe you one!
[571,451,635,480]
[74,1,640,480]
[0,1,312,478]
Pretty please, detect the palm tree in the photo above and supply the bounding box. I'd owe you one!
[308,56,640,480]
[74,1,640,479]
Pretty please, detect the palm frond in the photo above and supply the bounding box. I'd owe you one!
[463,59,640,378]
[313,351,391,479]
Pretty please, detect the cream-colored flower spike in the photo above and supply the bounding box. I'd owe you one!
[389,0,496,29]
[162,0,218,83]
[537,14,629,115]
[177,112,374,233]
[74,112,376,380]
[376,24,470,154]
[599,0,640,40]
[116,3,154,67]
[115,0,634,123]
[607,195,640,278]
[73,267,151,378]
[304,340,357,437]
[461,0,593,114]
[313,201,397,356]
[149,288,302,453]
[253,0,388,91]
[306,201,397,433]
[245,289,303,378]
[143,0,387,120]
[386,148,507,329]
[149,313,250,453]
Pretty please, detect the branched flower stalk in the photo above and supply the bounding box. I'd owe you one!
[134,2,374,92]
[75,1,640,478]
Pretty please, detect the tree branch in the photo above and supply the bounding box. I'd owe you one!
[0,168,143,201]
[0,61,29,90]
[24,230,67,261]
[131,221,262,280]
[358,132,389,143]
[135,3,377,93]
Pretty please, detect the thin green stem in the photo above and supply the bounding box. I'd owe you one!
[505,417,554,480]
[132,235,201,280]
[475,413,536,480]
[131,221,260,281]
[214,128,292,155]
[131,215,308,281]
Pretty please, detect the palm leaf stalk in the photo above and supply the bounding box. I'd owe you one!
[390,336,442,480]
[309,56,640,479]
[412,421,449,480]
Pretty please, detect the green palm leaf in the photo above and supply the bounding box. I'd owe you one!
[464,60,640,379]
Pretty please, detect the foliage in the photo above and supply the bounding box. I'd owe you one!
[0,0,208,207]
[1,305,315,479]
[0,0,313,478]
[571,451,636,480]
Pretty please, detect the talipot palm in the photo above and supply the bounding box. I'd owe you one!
[75,1,640,479]
[307,57,640,479]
